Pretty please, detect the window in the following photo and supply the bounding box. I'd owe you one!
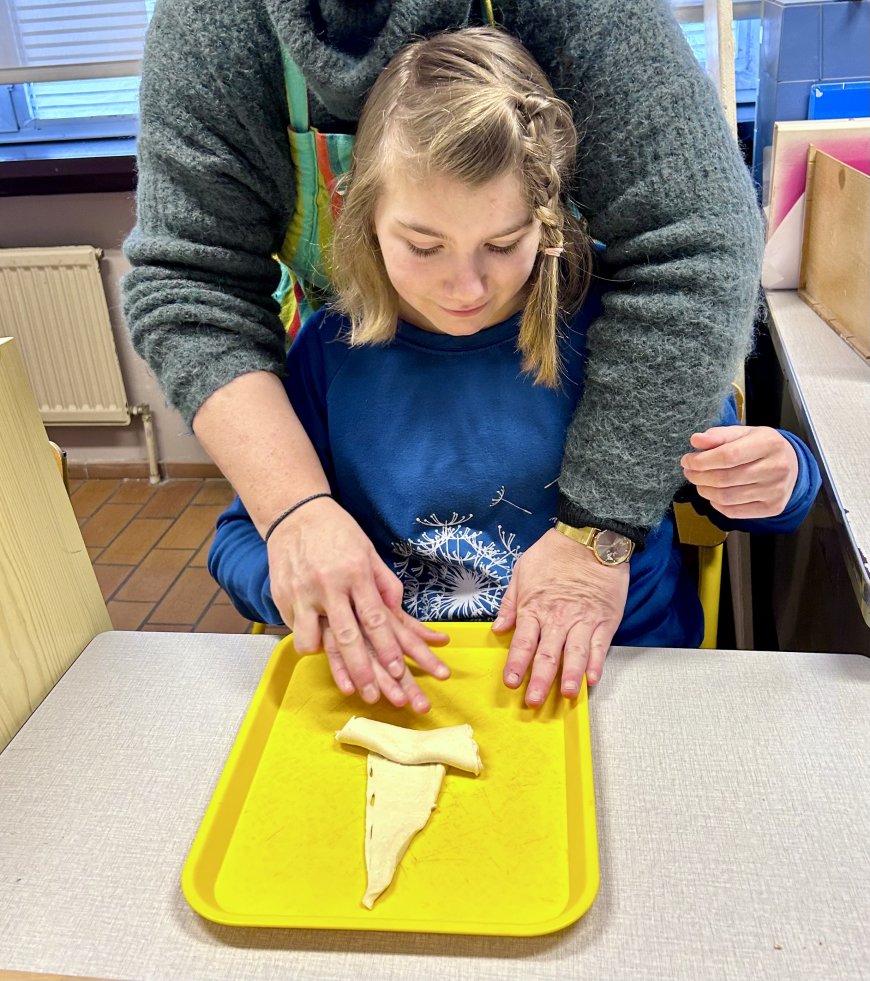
[679,19,761,105]
[0,0,155,145]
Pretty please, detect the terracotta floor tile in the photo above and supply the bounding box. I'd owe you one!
[196,603,251,634]
[71,479,121,518]
[107,600,153,630]
[150,567,219,624]
[158,505,223,550]
[69,479,84,493]
[137,480,202,519]
[112,480,158,505]
[191,479,235,506]
[115,548,194,604]
[264,625,291,636]
[87,545,103,562]
[94,564,134,601]
[80,503,141,549]
[214,589,233,605]
[190,536,214,568]
[140,623,193,633]
[98,518,173,565]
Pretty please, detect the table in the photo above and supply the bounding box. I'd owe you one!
[765,291,870,627]
[1,631,868,981]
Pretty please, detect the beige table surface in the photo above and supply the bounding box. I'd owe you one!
[1,631,868,981]
[765,290,870,626]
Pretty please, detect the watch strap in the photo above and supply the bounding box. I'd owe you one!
[553,521,597,547]
[556,492,648,549]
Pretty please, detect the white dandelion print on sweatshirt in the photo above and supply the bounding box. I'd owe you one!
[392,512,522,620]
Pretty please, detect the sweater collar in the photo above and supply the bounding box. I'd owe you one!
[396,311,522,352]
[263,0,475,121]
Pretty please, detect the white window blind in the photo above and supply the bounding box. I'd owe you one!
[0,0,151,85]
[670,0,760,23]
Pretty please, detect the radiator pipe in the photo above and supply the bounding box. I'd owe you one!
[130,404,161,484]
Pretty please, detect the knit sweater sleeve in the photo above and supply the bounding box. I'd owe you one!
[510,0,765,541]
[122,0,294,426]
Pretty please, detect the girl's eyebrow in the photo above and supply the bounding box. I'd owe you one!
[395,217,533,240]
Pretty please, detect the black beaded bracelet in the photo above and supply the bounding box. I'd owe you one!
[263,492,333,544]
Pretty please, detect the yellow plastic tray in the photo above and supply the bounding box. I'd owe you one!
[182,623,599,936]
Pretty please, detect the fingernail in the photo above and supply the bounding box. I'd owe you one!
[412,696,430,713]
[587,671,599,685]
[388,658,405,679]
[563,682,579,695]
[527,689,543,704]
[362,684,379,703]
[435,665,450,680]
[506,672,520,687]
[341,680,355,694]
[492,617,505,631]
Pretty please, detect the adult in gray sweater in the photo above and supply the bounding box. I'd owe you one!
[123,0,763,702]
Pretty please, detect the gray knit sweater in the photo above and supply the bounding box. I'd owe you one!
[122,0,764,541]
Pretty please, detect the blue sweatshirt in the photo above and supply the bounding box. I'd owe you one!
[209,297,820,647]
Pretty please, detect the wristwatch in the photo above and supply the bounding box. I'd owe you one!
[554,521,634,566]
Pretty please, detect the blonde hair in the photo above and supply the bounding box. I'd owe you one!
[330,27,592,387]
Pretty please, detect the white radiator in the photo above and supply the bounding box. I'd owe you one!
[0,246,130,425]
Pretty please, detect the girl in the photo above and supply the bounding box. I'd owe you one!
[209,29,819,711]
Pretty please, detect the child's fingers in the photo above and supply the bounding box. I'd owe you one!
[681,429,759,472]
[371,659,429,714]
[322,624,356,696]
[369,658,412,709]
[688,425,747,451]
[391,610,451,679]
[707,500,783,519]
[683,458,769,489]
[695,481,764,508]
[400,614,451,646]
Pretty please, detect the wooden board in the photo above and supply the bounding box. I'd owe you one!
[799,148,870,361]
[0,337,110,752]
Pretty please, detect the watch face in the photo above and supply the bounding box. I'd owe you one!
[594,529,633,565]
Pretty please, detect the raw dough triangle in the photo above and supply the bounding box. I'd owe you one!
[363,753,445,909]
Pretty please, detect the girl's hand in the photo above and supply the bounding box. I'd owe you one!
[680,425,799,519]
[494,529,630,703]
[267,496,450,706]
[322,623,433,714]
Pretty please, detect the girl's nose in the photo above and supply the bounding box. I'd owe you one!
[445,259,486,305]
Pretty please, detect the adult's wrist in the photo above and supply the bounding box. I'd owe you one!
[556,492,648,549]
[264,492,334,544]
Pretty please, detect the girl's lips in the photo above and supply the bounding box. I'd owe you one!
[441,302,488,317]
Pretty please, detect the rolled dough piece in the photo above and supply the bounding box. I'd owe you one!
[336,716,482,775]
[363,754,446,909]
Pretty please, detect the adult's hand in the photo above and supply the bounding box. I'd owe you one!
[493,529,629,704]
[267,495,450,705]
[192,372,449,707]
